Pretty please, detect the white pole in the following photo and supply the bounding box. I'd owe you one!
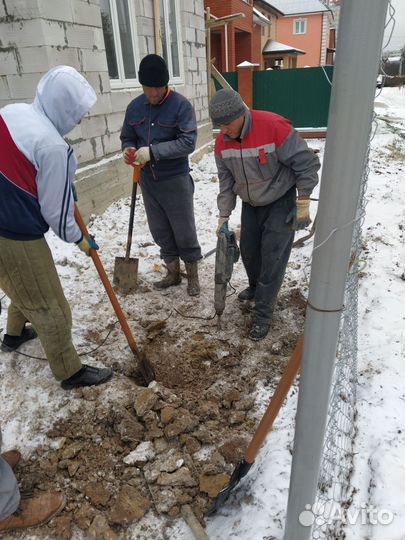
[283,1,389,539]
[225,23,229,72]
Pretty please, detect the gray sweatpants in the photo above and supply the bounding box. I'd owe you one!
[140,172,201,263]
[0,428,20,521]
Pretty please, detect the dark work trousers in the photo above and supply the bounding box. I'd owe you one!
[140,172,201,263]
[240,186,296,325]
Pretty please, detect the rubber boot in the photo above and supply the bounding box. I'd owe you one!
[0,492,66,533]
[185,262,200,296]
[154,258,181,289]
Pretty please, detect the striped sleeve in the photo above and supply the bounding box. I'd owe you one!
[36,144,82,243]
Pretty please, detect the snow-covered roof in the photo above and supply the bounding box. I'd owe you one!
[253,7,272,25]
[263,38,305,54]
[263,0,329,16]
[237,60,261,67]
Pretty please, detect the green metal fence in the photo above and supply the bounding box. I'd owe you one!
[253,66,333,128]
[213,71,238,92]
[213,67,333,128]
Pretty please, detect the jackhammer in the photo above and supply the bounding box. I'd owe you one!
[214,223,240,329]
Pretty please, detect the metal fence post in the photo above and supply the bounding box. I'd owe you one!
[283,1,389,539]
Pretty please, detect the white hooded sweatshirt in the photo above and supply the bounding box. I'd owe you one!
[0,66,97,242]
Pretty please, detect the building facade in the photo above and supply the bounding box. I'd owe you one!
[205,0,334,74]
[270,0,332,68]
[0,0,210,219]
[205,0,258,73]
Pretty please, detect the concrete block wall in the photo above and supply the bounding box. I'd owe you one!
[175,0,212,153]
[0,0,212,220]
[0,0,110,168]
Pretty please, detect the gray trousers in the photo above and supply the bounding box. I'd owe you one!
[240,186,296,325]
[140,172,201,263]
[0,428,20,521]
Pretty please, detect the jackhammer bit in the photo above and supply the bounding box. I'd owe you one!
[214,223,240,328]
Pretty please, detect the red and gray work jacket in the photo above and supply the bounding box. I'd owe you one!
[214,109,320,218]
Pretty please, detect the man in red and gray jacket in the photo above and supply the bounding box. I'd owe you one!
[209,89,320,341]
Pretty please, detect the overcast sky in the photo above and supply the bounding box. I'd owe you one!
[384,0,404,51]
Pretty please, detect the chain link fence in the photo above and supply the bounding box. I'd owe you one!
[310,164,365,540]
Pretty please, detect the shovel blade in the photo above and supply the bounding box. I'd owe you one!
[207,459,253,515]
[137,350,156,385]
[113,257,139,292]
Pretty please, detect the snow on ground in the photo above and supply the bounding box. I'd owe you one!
[345,87,405,540]
[0,87,404,540]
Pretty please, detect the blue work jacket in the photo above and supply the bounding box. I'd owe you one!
[120,88,197,181]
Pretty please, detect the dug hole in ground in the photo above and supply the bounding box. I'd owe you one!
[0,87,404,540]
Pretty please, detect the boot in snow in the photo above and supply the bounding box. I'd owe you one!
[1,326,38,352]
[249,321,270,341]
[154,258,181,289]
[185,261,200,296]
[61,365,113,390]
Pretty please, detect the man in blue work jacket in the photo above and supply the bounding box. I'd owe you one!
[121,54,201,296]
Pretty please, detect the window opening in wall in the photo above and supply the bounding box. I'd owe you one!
[159,0,182,81]
[100,0,118,79]
[293,18,307,35]
[101,0,183,87]
[100,0,139,86]
[116,0,136,78]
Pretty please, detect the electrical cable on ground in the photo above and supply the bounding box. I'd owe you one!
[0,321,121,361]
[0,277,238,360]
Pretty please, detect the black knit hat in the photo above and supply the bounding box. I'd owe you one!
[209,89,246,125]
[138,54,169,87]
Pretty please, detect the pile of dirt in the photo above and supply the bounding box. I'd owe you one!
[10,288,305,540]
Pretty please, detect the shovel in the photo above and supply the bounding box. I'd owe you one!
[113,165,141,292]
[74,203,156,385]
[207,335,304,515]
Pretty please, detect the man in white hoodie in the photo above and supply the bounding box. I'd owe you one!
[0,66,113,390]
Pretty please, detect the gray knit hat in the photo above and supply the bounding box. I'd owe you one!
[209,89,246,125]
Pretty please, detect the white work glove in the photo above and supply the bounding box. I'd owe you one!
[216,217,229,236]
[134,146,151,165]
[123,147,136,165]
[295,198,311,229]
[286,198,311,231]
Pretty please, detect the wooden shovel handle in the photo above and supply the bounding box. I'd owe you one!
[124,163,142,260]
[133,164,141,182]
[245,335,304,463]
[74,203,140,356]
